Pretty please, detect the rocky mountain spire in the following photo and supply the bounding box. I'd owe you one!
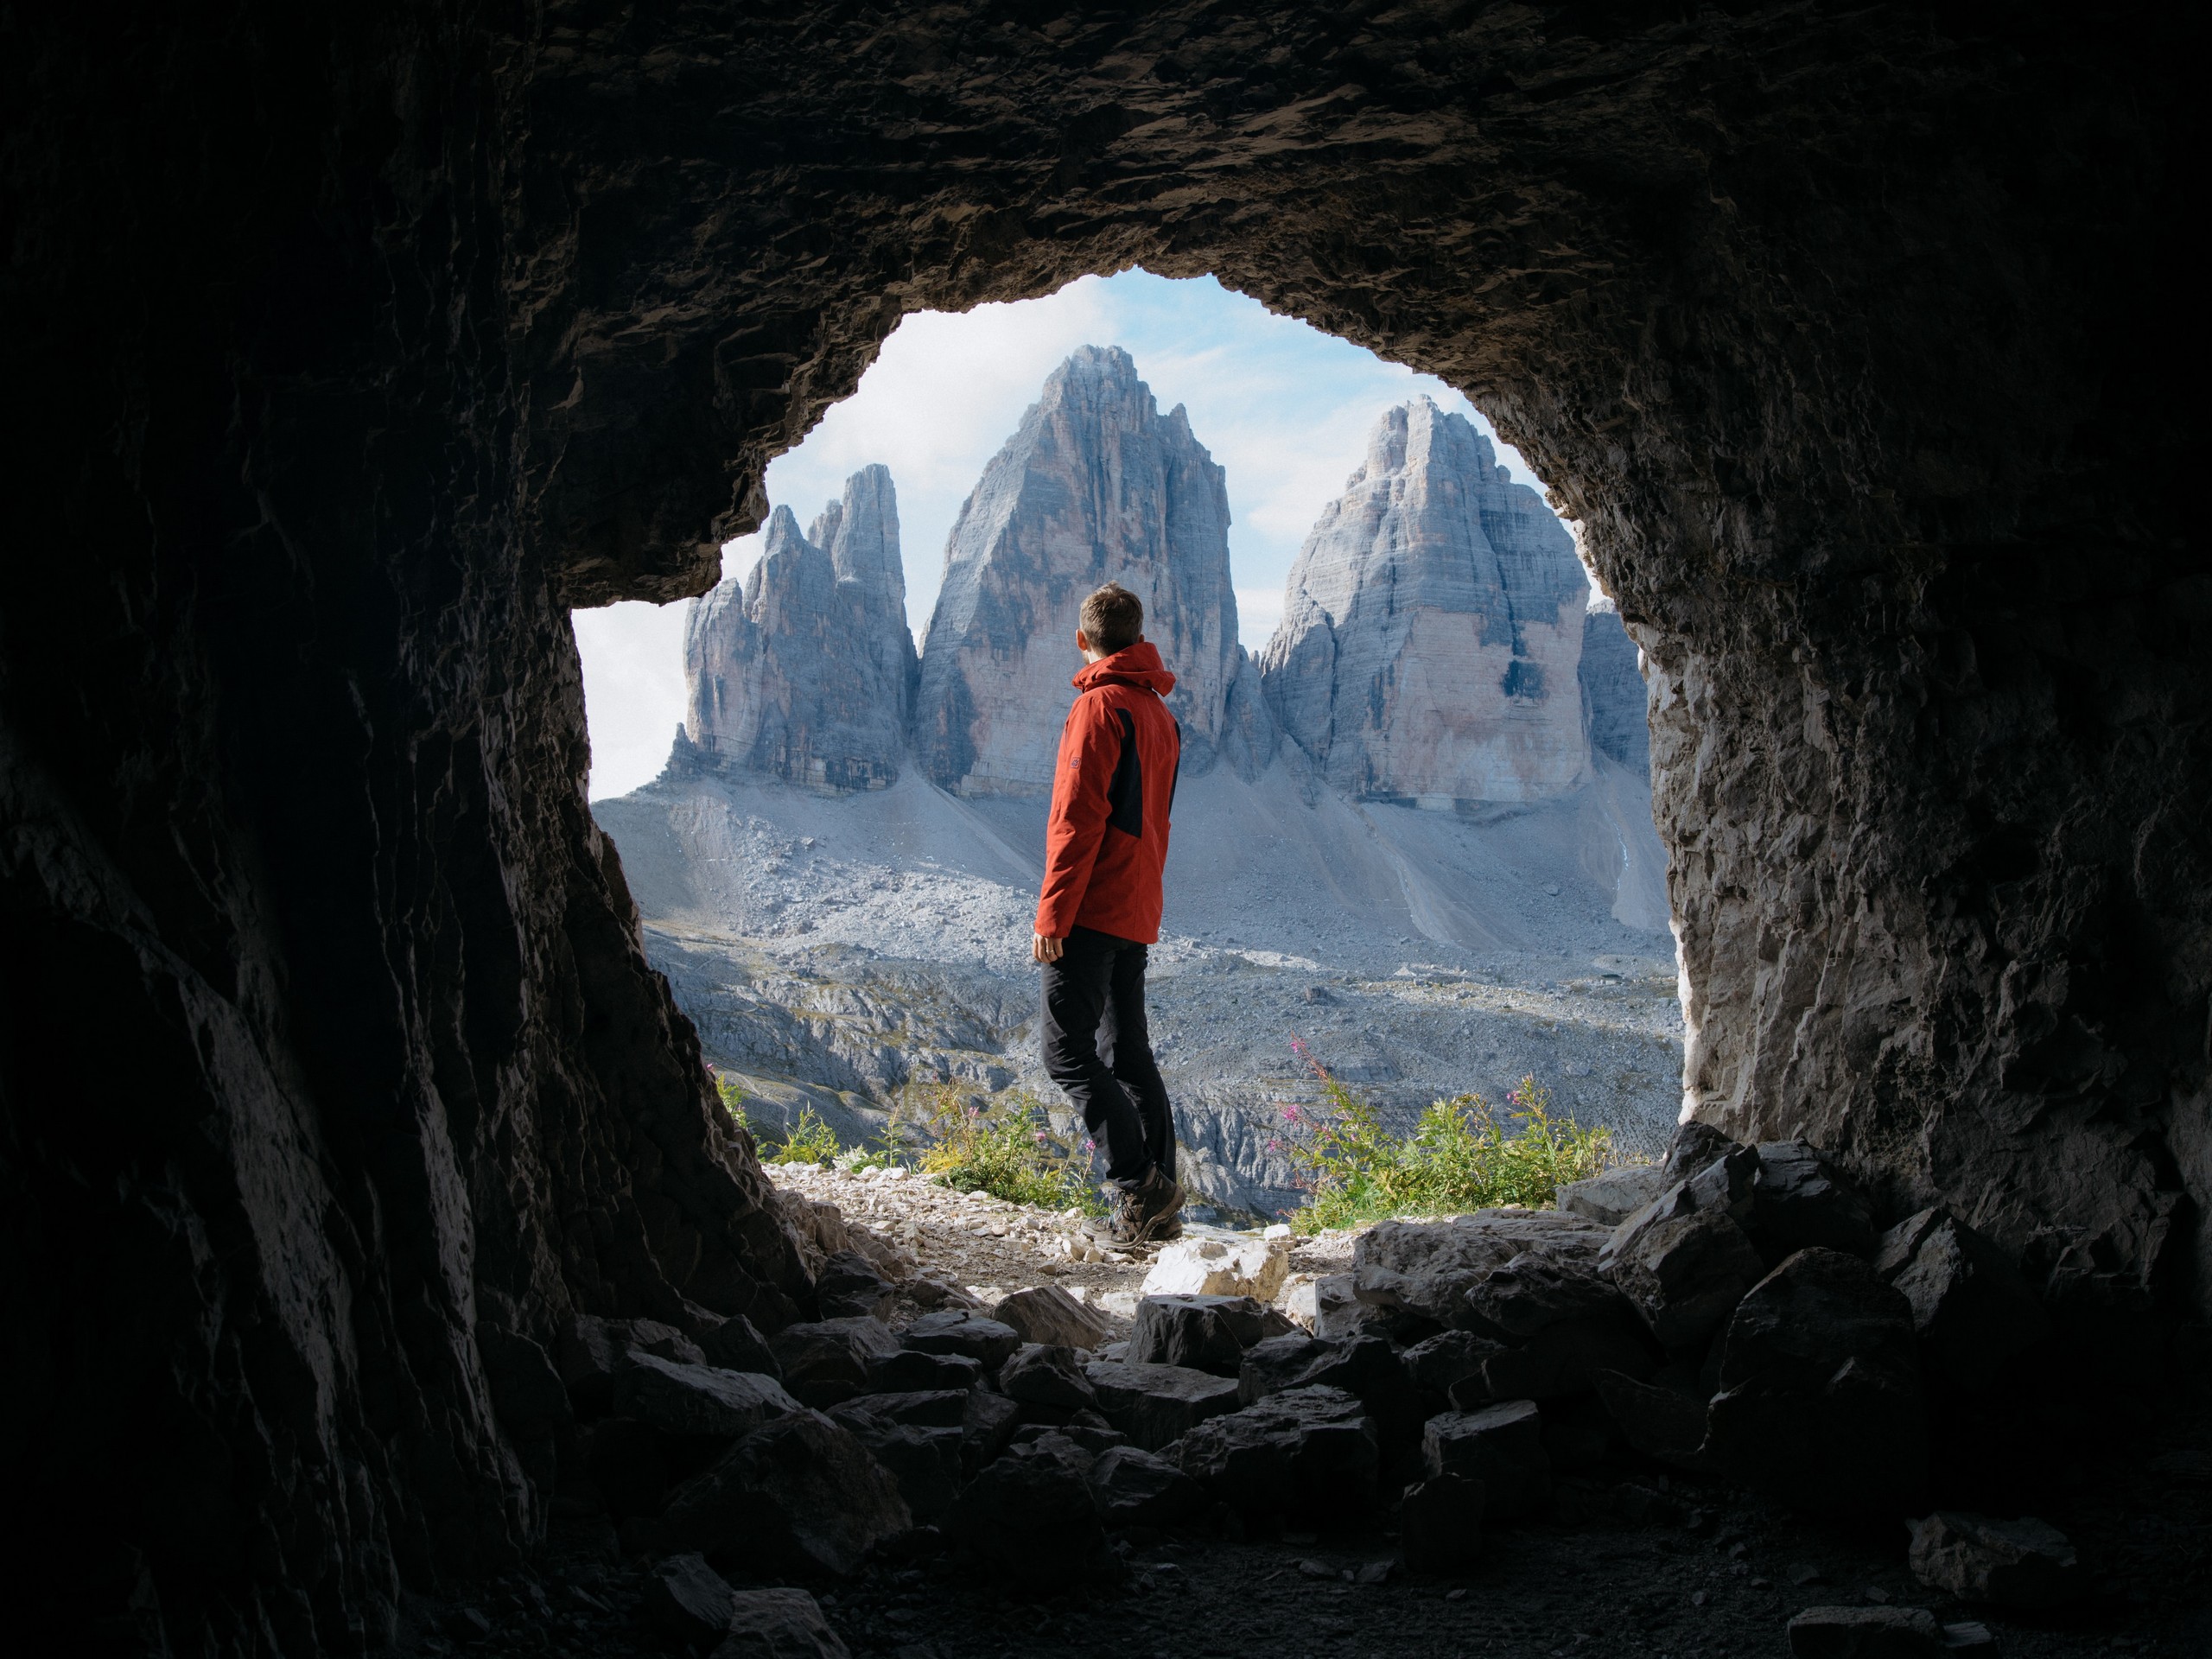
[680,467,915,791]
[1259,397,1592,804]
[912,345,1242,795]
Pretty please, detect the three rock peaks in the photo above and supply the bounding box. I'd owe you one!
[678,346,1644,804]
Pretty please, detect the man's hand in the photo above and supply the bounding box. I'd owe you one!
[1033,932,1065,964]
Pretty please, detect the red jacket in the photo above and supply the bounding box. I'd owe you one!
[1035,642,1182,943]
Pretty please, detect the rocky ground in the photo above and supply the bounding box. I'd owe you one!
[391,1160,2208,1659]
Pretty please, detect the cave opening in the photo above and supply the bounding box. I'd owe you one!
[5,3,2205,1654]
[574,267,1685,1216]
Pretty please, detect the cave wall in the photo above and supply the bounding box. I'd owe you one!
[3,0,2202,1649]
[1,6,810,1649]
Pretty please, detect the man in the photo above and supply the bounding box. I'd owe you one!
[1033,582,1185,1244]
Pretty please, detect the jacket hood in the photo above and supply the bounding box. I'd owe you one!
[1073,639,1176,696]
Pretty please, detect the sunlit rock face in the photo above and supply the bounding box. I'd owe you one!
[683,467,917,791]
[1580,600,1650,777]
[912,346,1241,794]
[1260,399,1591,804]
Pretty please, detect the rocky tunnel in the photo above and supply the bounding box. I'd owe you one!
[2,1,2202,1649]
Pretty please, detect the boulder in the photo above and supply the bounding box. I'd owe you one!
[647,1410,912,1577]
[1662,1122,1739,1185]
[713,1588,853,1659]
[833,1421,965,1522]
[993,1284,1113,1351]
[1083,1360,1243,1451]
[1421,1401,1552,1517]
[613,1353,805,1439]
[1462,1249,1633,1340]
[698,1314,784,1381]
[1452,1313,1656,1402]
[1129,1294,1294,1376]
[1400,1331,1509,1397]
[944,1436,1123,1590]
[998,1344,1100,1414]
[1704,1249,1927,1516]
[1784,1605,1944,1659]
[559,1314,706,1414]
[1874,1210,2052,1392]
[1010,1421,1127,1456]
[827,1390,970,1432]
[1141,1234,1292,1301]
[1662,1123,1759,1221]
[1751,1142,1878,1257]
[1174,1385,1379,1520]
[1592,1370,1709,1465]
[1353,1211,1611,1329]
[1313,1274,1408,1343]
[1557,1165,1665,1227]
[644,1553,739,1649]
[958,1387,1022,1472]
[1905,1512,2079,1609]
[864,1349,983,1394]
[1236,1333,1422,1441]
[1608,1207,1768,1351]
[1087,1444,1206,1528]
[901,1311,1021,1372]
[1398,1472,1485,1573]
[814,1251,899,1322]
[770,1318,901,1408]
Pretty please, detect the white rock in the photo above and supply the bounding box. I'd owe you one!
[1141,1234,1290,1300]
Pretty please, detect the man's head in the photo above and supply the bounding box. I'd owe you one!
[1077,582,1144,661]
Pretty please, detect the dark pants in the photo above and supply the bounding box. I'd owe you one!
[1040,926,1176,1188]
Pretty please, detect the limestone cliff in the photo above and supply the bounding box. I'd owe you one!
[1580,598,1650,777]
[912,346,1241,794]
[1260,398,1592,804]
[683,466,917,791]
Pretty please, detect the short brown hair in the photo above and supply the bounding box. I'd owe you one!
[1079,582,1144,654]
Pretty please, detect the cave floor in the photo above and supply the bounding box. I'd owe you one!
[403,1388,2209,1659]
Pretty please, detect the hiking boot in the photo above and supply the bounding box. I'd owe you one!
[1084,1166,1185,1249]
[1085,1185,1147,1248]
[1130,1165,1184,1242]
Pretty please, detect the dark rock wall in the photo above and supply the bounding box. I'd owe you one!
[3,0,2202,1648]
[2,5,810,1649]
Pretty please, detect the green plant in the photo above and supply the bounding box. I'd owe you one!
[1275,1039,1630,1233]
[894,1084,1103,1214]
[762,1104,844,1167]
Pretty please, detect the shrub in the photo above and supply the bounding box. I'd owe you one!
[1275,1039,1630,1233]
[766,1104,845,1168]
[894,1084,1103,1214]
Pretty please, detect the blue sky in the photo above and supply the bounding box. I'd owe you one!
[575,270,1560,799]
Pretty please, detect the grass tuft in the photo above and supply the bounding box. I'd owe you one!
[1275,1038,1633,1234]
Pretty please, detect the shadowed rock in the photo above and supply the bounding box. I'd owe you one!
[1084,1361,1243,1450]
[772,1318,903,1408]
[648,1411,912,1577]
[1704,1250,1927,1516]
[1129,1294,1294,1376]
[1175,1385,1380,1520]
[993,1285,1113,1351]
[716,1588,855,1659]
[1421,1401,1553,1518]
[1784,1605,1944,1658]
[1088,1444,1206,1529]
[945,1436,1124,1590]
[1906,1512,2079,1609]
[1875,1211,2053,1392]
[1400,1472,1485,1573]
[614,1355,805,1439]
[902,1311,1022,1372]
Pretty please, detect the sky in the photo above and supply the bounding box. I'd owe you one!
[573,270,1559,800]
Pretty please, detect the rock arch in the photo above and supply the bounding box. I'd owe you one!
[3,1,2200,1647]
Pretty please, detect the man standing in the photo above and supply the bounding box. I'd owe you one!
[1033,582,1185,1244]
